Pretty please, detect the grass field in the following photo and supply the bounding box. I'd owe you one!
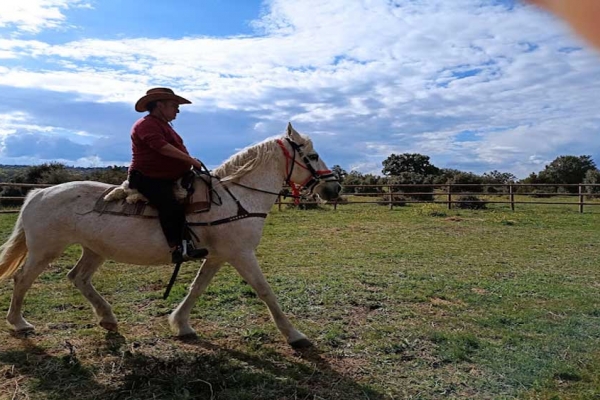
[0,201,599,399]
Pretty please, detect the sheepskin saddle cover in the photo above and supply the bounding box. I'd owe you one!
[93,179,210,218]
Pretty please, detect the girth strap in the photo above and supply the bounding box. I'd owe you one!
[187,212,268,227]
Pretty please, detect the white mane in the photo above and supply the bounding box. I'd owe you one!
[214,134,313,182]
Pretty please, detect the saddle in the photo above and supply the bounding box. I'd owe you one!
[93,174,211,218]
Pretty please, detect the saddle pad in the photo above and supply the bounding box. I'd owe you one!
[93,181,211,218]
[93,187,158,218]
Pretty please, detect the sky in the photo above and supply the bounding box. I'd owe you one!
[0,0,599,179]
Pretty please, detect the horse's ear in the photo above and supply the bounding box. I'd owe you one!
[286,122,301,141]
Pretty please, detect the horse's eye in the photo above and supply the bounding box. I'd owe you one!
[307,154,319,161]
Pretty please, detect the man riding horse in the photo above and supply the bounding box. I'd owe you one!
[128,87,208,263]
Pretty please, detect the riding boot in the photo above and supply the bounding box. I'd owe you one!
[171,240,208,263]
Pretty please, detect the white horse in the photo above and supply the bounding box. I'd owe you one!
[0,123,341,348]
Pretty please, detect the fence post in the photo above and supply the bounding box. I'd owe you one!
[447,184,452,210]
[509,184,515,211]
[278,195,282,211]
[579,184,584,213]
[389,185,393,210]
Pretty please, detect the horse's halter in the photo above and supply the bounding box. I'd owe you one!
[276,138,337,194]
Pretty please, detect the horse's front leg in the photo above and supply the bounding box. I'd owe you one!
[169,258,223,337]
[229,252,312,348]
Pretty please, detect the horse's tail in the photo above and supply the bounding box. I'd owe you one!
[0,189,41,280]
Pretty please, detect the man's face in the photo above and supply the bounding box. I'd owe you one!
[158,100,180,121]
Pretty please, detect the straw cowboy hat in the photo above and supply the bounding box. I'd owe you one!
[135,87,192,112]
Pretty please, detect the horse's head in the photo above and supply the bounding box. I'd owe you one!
[280,123,342,201]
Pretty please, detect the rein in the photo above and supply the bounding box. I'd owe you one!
[186,181,269,227]
[228,181,301,199]
[189,137,337,224]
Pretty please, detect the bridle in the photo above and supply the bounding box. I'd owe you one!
[188,137,339,224]
[225,137,338,199]
[275,138,338,198]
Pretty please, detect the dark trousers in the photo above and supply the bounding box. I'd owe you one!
[128,170,185,248]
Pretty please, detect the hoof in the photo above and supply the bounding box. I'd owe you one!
[176,332,199,341]
[290,338,313,349]
[11,321,35,333]
[100,321,119,332]
[13,326,35,335]
[17,326,35,332]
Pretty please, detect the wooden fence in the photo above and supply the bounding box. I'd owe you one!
[278,183,600,213]
[1,182,600,213]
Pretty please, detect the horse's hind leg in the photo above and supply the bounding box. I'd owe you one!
[169,258,223,337]
[7,248,64,332]
[67,248,117,331]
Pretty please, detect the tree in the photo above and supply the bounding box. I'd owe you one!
[382,153,439,176]
[1,163,79,208]
[482,170,516,194]
[13,162,77,184]
[538,155,596,184]
[330,165,348,183]
[482,170,516,184]
[450,172,484,193]
[537,155,596,193]
[433,168,462,185]
[342,171,382,195]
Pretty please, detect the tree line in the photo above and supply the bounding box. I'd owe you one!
[331,153,600,199]
[1,154,599,207]
[0,163,128,207]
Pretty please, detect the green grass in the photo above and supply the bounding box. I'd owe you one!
[1,203,599,399]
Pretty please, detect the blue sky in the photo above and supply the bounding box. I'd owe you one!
[1,0,599,178]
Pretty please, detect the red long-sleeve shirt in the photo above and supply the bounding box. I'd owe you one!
[129,115,192,180]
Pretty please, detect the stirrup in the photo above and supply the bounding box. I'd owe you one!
[171,241,208,263]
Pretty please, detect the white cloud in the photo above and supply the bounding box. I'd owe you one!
[0,0,92,34]
[0,111,100,154]
[1,0,600,178]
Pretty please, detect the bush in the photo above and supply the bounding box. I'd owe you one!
[342,172,382,195]
[377,194,407,207]
[388,172,434,201]
[455,195,487,210]
[86,166,128,185]
[14,162,78,184]
[530,188,556,198]
[584,169,600,198]
[450,172,484,193]
[40,168,78,184]
[0,186,25,207]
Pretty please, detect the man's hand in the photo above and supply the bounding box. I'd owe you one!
[191,159,203,170]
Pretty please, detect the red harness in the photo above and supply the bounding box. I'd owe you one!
[276,139,332,204]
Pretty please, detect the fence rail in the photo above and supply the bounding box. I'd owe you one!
[278,183,600,213]
[1,182,600,213]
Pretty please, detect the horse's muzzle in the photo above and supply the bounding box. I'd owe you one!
[315,181,342,201]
